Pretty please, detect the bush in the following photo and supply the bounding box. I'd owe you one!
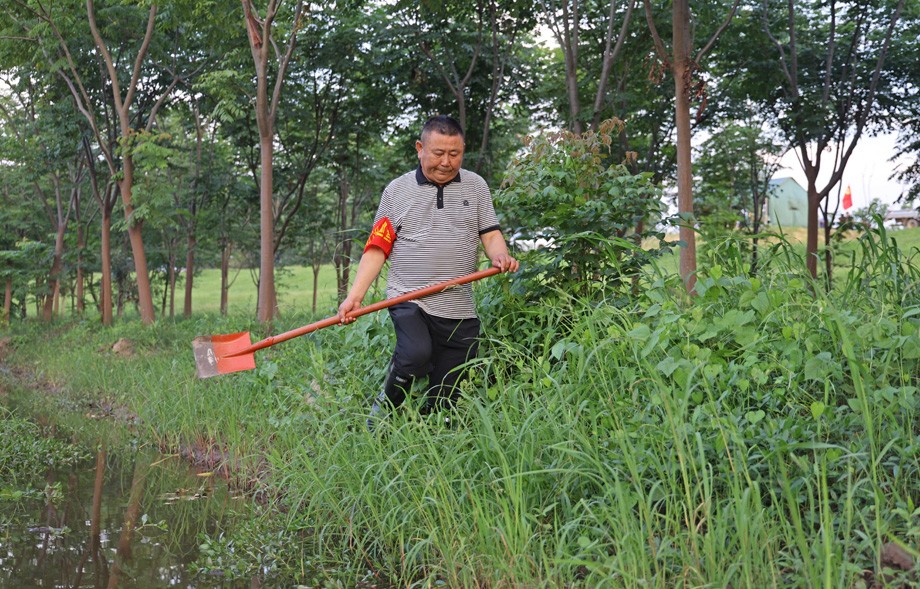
[496,118,675,303]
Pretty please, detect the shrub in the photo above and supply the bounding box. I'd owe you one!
[496,118,675,303]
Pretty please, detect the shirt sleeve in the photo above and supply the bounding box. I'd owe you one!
[374,184,394,226]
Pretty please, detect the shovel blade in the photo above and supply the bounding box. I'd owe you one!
[192,332,256,379]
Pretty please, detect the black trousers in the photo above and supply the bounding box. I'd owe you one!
[385,302,481,412]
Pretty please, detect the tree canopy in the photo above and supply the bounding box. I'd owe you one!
[1,0,917,322]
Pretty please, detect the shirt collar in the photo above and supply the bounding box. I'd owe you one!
[416,165,462,187]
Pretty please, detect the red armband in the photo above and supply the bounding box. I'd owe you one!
[364,216,396,258]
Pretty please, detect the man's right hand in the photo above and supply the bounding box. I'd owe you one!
[338,298,361,324]
[337,246,385,325]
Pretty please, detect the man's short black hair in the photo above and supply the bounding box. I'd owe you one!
[421,115,464,140]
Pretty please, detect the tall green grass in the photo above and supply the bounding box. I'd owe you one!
[2,227,918,587]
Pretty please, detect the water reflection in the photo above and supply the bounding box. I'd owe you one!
[1,442,256,588]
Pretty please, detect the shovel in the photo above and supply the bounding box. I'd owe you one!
[192,266,502,378]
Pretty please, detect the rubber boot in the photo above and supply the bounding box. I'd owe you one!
[367,363,412,433]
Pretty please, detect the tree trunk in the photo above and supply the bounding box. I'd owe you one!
[52,281,61,318]
[168,259,177,319]
[100,213,114,326]
[335,167,352,301]
[805,169,821,279]
[183,233,195,318]
[34,280,42,318]
[257,132,276,323]
[244,0,303,324]
[672,0,697,294]
[824,217,833,290]
[119,156,156,324]
[220,240,231,316]
[116,275,125,319]
[85,0,158,324]
[591,0,635,132]
[76,219,85,316]
[42,221,67,321]
[161,269,169,317]
[750,177,764,275]
[42,174,73,322]
[561,1,582,134]
[476,2,518,173]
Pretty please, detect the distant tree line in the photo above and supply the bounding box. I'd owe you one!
[1,0,916,324]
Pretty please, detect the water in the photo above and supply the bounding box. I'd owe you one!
[0,436,259,588]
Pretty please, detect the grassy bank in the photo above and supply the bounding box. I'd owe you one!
[2,227,919,587]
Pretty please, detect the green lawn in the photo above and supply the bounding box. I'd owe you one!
[187,264,345,317]
[861,222,920,250]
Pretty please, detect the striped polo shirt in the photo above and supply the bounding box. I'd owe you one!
[373,166,501,319]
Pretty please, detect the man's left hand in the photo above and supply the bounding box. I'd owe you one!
[491,253,519,273]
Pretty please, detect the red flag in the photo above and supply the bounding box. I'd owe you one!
[843,185,853,210]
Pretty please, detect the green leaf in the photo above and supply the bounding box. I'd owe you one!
[627,324,651,341]
[847,398,862,414]
[803,352,835,381]
[550,340,568,361]
[901,336,920,359]
[810,401,826,420]
[745,409,765,424]
[902,307,920,319]
[751,291,771,314]
[656,356,680,377]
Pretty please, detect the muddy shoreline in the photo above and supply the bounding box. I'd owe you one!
[0,335,271,500]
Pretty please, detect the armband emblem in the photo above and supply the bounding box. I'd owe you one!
[364,216,396,257]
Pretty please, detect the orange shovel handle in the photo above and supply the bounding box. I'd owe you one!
[228,266,503,358]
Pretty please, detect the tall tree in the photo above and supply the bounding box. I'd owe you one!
[415,0,537,174]
[41,159,84,320]
[0,71,85,321]
[540,0,636,134]
[82,136,120,325]
[416,0,485,134]
[11,0,204,323]
[183,101,209,318]
[242,0,306,324]
[0,107,44,322]
[645,0,739,293]
[729,0,908,281]
[476,0,538,172]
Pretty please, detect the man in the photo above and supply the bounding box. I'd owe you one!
[337,115,518,428]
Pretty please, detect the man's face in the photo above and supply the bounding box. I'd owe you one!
[416,131,464,185]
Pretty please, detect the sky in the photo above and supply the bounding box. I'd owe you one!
[775,133,914,211]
